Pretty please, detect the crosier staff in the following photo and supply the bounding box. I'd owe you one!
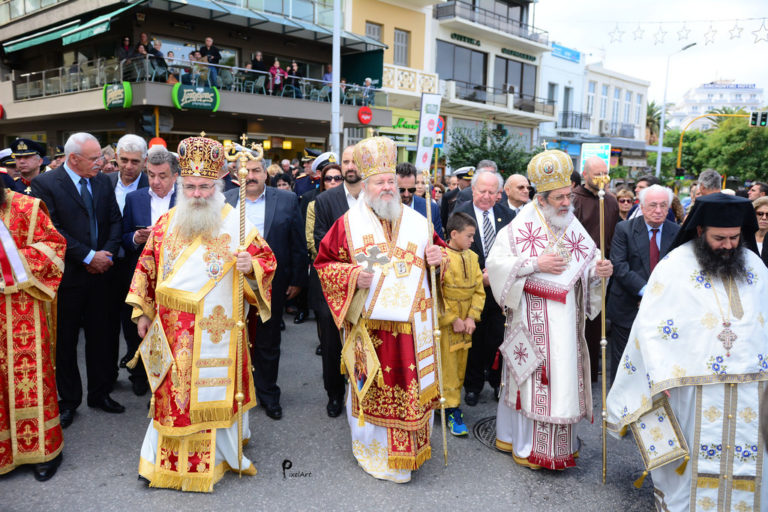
[223,135,263,476]
[594,173,611,485]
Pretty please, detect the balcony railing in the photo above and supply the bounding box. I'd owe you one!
[598,120,636,138]
[448,79,554,115]
[558,111,591,130]
[434,1,549,45]
[12,55,387,107]
[381,64,438,95]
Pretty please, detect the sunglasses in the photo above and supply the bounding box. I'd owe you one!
[399,187,416,194]
[324,175,343,182]
[757,211,768,218]
[618,198,633,204]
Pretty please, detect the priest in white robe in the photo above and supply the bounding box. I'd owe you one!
[486,150,613,470]
[608,193,768,511]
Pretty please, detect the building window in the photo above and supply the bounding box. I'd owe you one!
[612,87,621,123]
[635,93,643,124]
[623,90,632,123]
[393,29,410,67]
[586,81,596,115]
[437,40,487,101]
[547,82,558,104]
[600,84,608,119]
[366,22,382,41]
[492,55,536,99]
[692,105,698,112]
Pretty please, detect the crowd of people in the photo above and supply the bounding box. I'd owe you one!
[1,131,767,511]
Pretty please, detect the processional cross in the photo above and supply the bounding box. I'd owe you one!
[355,246,390,272]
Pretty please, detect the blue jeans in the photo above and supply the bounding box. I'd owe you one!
[208,66,218,87]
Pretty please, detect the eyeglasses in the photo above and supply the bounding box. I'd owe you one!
[399,187,416,194]
[324,175,343,183]
[757,211,768,218]
[645,202,668,211]
[618,198,633,204]
[182,184,215,192]
[77,153,105,163]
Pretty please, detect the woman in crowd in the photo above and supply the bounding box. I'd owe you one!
[269,58,288,94]
[754,196,768,266]
[432,183,445,205]
[415,173,428,199]
[616,186,634,221]
[285,60,304,98]
[272,172,293,191]
[266,163,282,180]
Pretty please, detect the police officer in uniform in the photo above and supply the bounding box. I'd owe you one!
[10,138,46,195]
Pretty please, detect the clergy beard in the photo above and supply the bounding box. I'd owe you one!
[174,179,225,239]
[693,234,746,282]
[365,190,402,221]
[539,200,574,231]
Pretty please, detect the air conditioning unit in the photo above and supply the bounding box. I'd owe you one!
[598,120,610,136]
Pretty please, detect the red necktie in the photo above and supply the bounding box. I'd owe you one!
[650,228,660,272]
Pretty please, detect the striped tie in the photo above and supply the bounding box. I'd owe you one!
[482,209,495,257]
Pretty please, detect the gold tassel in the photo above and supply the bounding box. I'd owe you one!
[377,368,384,387]
[675,455,689,475]
[619,425,628,437]
[126,350,141,370]
[358,408,365,427]
[148,395,155,419]
[633,470,648,489]
[340,358,346,376]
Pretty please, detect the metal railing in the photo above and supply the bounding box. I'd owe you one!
[433,1,549,45]
[607,121,636,138]
[381,64,438,94]
[449,79,554,115]
[12,54,387,106]
[558,111,591,130]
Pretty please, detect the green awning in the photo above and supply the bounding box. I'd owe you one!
[62,0,148,45]
[3,20,81,53]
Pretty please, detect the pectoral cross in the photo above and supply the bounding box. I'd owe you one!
[717,323,738,357]
[355,246,389,272]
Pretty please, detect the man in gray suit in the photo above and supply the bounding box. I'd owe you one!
[607,184,680,385]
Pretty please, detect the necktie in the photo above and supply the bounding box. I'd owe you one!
[649,228,659,272]
[482,210,495,257]
[79,177,98,249]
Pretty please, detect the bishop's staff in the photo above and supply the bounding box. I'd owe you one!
[223,135,263,477]
[594,173,611,484]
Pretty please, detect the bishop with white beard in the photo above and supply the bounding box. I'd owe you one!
[126,136,276,492]
[485,149,612,470]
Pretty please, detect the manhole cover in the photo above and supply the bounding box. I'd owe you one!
[472,416,497,450]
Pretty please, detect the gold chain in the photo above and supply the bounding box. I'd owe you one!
[532,203,568,245]
[708,273,733,326]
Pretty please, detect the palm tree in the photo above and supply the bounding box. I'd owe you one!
[706,106,744,129]
[646,100,662,143]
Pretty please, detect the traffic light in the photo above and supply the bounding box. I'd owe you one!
[761,111,768,127]
[751,112,759,127]
[675,167,685,179]
[140,113,155,136]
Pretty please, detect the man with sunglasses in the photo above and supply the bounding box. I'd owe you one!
[503,173,531,215]
[395,162,444,240]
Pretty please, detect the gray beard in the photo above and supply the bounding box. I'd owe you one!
[366,192,402,221]
[174,181,225,239]
[540,201,574,231]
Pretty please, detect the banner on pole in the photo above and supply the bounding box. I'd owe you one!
[414,93,442,171]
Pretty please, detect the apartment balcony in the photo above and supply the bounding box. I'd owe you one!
[597,120,637,139]
[434,0,549,52]
[441,79,554,126]
[381,64,438,108]
[556,111,590,132]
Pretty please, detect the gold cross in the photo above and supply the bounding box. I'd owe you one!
[414,288,432,322]
[200,131,206,137]
[17,424,37,445]
[224,133,263,182]
[198,305,236,344]
[203,234,233,262]
[240,134,248,146]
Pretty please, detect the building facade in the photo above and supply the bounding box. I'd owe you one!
[668,80,765,131]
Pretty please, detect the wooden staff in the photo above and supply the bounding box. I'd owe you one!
[423,148,448,466]
[224,135,263,476]
[595,173,611,484]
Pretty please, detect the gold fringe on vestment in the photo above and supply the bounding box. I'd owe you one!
[418,384,440,407]
[387,446,431,471]
[365,319,412,334]
[156,289,199,314]
[190,406,234,424]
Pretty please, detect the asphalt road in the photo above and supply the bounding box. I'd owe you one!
[0,313,654,511]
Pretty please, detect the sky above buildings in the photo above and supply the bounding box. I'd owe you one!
[535,0,768,106]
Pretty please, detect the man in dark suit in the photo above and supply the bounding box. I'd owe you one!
[225,157,306,420]
[440,166,473,230]
[453,159,507,210]
[31,132,125,428]
[607,184,680,385]
[313,145,361,417]
[121,145,178,395]
[396,162,444,240]
[453,170,514,406]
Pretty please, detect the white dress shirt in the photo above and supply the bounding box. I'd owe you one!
[344,182,358,210]
[149,187,174,225]
[114,173,141,214]
[473,203,495,255]
[243,189,267,235]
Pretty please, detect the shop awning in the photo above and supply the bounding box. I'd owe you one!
[3,19,81,53]
[61,0,149,45]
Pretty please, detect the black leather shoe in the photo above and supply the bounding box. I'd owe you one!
[33,454,62,482]
[132,379,150,397]
[280,319,286,331]
[119,353,132,369]
[315,344,322,356]
[87,395,126,414]
[59,408,75,429]
[293,311,307,324]
[264,403,282,420]
[326,397,343,418]
[465,391,479,406]
[493,386,500,402]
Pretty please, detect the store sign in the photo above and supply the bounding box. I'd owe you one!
[103,82,132,110]
[450,33,481,47]
[580,143,611,174]
[358,106,372,125]
[171,83,220,111]
[501,48,535,62]
[551,43,581,64]
[379,108,421,135]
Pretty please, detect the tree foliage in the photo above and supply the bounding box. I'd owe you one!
[445,124,533,177]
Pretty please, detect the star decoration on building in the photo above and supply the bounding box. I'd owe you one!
[677,25,691,40]
[754,19,768,43]
[729,23,743,39]
[704,25,717,45]
[654,25,667,45]
[609,24,625,43]
[633,26,644,40]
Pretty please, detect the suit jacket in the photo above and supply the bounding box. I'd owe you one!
[408,195,444,240]
[121,187,177,268]
[224,187,307,290]
[452,201,514,270]
[606,217,680,327]
[106,171,149,191]
[761,241,768,269]
[313,183,351,251]
[31,166,122,287]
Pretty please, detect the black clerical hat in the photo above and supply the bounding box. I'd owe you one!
[670,193,759,253]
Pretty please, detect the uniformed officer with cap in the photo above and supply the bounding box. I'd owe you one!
[10,138,45,195]
[0,149,18,191]
[294,148,321,197]
[47,145,65,171]
[440,165,475,229]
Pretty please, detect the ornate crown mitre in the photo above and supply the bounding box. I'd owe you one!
[177,136,224,179]
[353,136,397,180]
[527,149,573,193]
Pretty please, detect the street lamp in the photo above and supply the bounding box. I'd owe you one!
[655,42,697,178]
